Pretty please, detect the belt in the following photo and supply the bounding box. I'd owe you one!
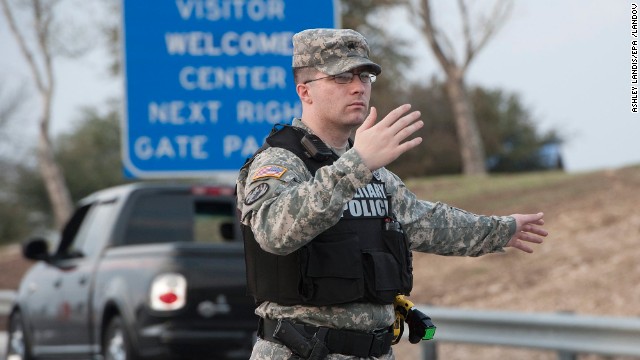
[258,317,394,358]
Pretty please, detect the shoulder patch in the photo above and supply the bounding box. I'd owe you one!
[252,165,288,181]
[245,182,270,205]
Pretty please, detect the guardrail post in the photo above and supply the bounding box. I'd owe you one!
[420,341,437,360]
[555,311,576,360]
[557,350,577,360]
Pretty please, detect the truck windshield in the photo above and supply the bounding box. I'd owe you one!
[123,193,236,245]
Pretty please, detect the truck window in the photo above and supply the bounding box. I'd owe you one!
[194,201,236,243]
[69,200,118,257]
[123,193,236,245]
[55,204,92,257]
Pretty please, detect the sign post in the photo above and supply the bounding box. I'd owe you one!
[121,0,338,178]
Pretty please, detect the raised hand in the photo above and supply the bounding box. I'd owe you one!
[353,104,424,171]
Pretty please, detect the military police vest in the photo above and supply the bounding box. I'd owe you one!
[241,125,413,306]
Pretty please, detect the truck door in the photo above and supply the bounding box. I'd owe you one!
[46,199,119,355]
[25,204,92,351]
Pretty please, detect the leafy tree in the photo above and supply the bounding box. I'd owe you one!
[388,78,461,177]
[0,78,33,245]
[0,159,31,245]
[388,80,562,178]
[56,104,130,200]
[473,88,562,172]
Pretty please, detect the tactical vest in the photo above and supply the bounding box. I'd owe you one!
[241,125,413,306]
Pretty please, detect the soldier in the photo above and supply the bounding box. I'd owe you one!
[236,28,548,360]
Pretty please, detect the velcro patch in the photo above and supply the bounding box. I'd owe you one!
[252,165,287,181]
[245,182,270,205]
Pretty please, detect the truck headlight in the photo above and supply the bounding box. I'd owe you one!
[150,273,187,311]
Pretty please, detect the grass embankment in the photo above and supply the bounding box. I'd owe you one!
[393,165,640,359]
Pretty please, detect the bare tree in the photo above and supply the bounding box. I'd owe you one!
[1,0,73,229]
[414,0,513,175]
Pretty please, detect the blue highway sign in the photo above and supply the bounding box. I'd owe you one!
[121,0,338,178]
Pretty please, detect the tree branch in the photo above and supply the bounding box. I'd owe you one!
[417,0,459,75]
[1,0,47,93]
[461,0,513,72]
[458,0,474,66]
[33,0,56,130]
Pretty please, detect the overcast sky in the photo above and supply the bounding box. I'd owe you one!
[394,1,638,172]
[1,1,637,173]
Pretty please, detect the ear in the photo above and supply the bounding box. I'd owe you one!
[296,83,313,104]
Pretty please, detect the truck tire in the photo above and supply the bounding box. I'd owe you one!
[6,311,33,360]
[102,316,138,360]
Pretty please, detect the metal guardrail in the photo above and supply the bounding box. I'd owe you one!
[413,305,640,359]
[1,294,639,358]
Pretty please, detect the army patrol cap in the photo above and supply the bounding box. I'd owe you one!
[292,28,382,76]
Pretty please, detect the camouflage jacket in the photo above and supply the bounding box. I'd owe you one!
[236,118,516,332]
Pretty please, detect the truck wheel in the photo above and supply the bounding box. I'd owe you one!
[6,311,33,360]
[102,316,138,360]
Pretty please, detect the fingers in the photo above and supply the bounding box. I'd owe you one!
[521,224,548,237]
[377,104,412,127]
[381,105,423,136]
[394,114,424,143]
[516,230,545,244]
[353,103,424,171]
[378,105,423,147]
[507,212,548,253]
[506,234,539,254]
[512,213,547,232]
[356,106,378,135]
[509,240,534,254]
[396,135,423,153]
[513,212,544,224]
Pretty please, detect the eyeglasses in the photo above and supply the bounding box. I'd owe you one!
[304,71,377,85]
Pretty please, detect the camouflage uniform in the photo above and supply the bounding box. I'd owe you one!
[236,28,516,360]
[237,121,515,360]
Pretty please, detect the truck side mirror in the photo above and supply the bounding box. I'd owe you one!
[22,238,50,262]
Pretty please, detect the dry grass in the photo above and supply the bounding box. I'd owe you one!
[396,165,640,359]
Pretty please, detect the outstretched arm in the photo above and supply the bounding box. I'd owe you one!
[506,212,548,253]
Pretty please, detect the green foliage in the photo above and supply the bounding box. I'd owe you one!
[472,87,563,173]
[388,80,563,178]
[55,105,130,201]
[388,79,461,177]
[6,104,131,239]
[0,201,29,246]
[0,161,30,245]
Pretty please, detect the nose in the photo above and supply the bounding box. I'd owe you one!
[348,78,367,94]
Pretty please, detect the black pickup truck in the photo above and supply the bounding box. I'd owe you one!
[5,182,256,360]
